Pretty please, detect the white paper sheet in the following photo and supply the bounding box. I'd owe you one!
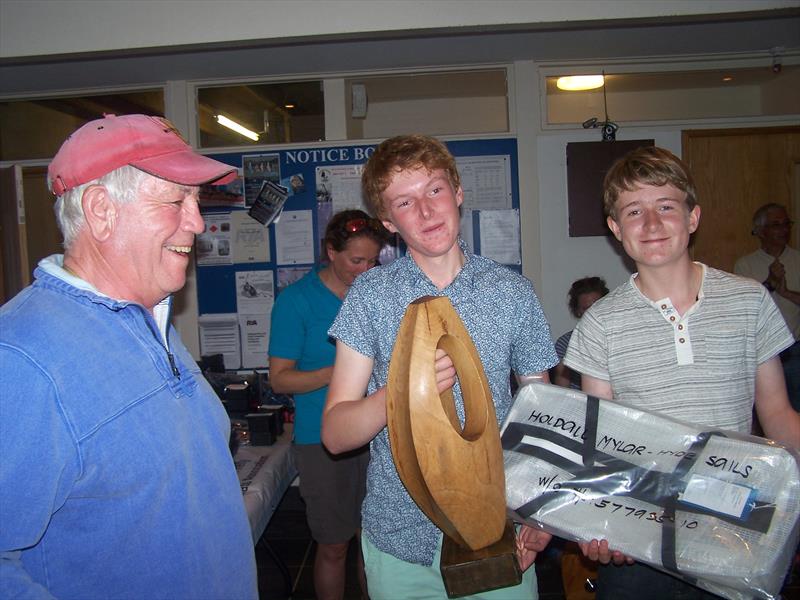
[232,211,270,263]
[239,313,269,369]
[316,165,367,213]
[198,313,241,369]
[274,210,314,265]
[455,155,512,211]
[479,209,521,265]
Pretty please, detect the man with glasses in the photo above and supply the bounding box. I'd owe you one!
[736,203,800,411]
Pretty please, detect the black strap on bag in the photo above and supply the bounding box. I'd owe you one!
[502,396,774,578]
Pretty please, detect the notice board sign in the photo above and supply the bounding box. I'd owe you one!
[194,138,522,369]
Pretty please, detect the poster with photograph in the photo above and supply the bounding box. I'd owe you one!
[199,172,245,208]
[243,153,280,207]
[282,172,307,197]
[197,213,233,266]
[316,165,367,214]
[247,180,289,227]
[235,270,274,314]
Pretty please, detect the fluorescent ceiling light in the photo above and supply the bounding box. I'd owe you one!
[215,114,259,141]
[556,75,605,91]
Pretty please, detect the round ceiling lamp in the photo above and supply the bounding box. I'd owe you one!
[556,75,605,91]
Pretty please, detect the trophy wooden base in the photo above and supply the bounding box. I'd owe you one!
[440,519,522,598]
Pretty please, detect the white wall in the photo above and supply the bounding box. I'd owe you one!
[362,97,508,139]
[3,0,795,59]
[549,85,765,123]
[536,129,683,340]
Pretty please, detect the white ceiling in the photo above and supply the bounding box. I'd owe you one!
[2,0,797,59]
[0,5,798,96]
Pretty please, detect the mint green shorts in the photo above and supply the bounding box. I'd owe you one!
[361,533,538,600]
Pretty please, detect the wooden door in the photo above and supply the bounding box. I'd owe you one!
[0,165,63,304]
[683,127,800,273]
[22,166,62,273]
[0,165,29,304]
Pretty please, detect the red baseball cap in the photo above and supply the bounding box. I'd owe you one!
[48,114,237,196]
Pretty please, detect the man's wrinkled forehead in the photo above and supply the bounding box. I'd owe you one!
[138,174,199,198]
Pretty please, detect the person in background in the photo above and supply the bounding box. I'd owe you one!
[269,209,390,600]
[565,146,800,600]
[552,276,609,389]
[735,203,800,411]
[0,114,257,599]
[550,276,609,600]
[321,134,557,599]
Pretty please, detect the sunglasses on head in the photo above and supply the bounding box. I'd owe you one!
[344,218,382,234]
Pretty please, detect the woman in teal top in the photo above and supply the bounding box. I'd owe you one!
[269,209,390,600]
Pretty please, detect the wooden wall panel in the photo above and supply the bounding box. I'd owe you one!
[683,127,800,273]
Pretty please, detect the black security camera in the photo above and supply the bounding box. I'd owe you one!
[602,122,618,141]
[770,46,784,74]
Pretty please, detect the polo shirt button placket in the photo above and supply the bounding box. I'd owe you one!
[657,299,694,365]
[673,318,693,364]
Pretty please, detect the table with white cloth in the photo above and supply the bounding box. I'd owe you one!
[234,423,297,541]
[234,423,298,593]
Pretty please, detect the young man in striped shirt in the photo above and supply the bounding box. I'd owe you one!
[564,146,800,600]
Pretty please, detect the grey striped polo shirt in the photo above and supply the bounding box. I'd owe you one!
[565,264,792,433]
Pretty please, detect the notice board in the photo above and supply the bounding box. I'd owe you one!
[195,137,520,369]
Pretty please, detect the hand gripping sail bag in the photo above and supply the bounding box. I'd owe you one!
[501,383,800,600]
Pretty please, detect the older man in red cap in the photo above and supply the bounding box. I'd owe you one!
[0,115,257,599]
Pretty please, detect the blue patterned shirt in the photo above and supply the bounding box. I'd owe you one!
[329,239,557,565]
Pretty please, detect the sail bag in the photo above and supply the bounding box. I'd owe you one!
[502,383,800,600]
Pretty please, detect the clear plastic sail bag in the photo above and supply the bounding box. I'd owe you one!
[501,383,800,600]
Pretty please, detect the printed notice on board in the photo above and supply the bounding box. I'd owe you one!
[456,155,512,211]
[275,210,315,265]
[231,211,270,263]
[316,165,367,214]
[239,314,269,369]
[479,209,521,265]
[198,313,241,369]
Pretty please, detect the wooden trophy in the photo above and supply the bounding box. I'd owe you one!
[387,296,521,598]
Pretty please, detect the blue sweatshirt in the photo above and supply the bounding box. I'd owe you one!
[0,256,257,599]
